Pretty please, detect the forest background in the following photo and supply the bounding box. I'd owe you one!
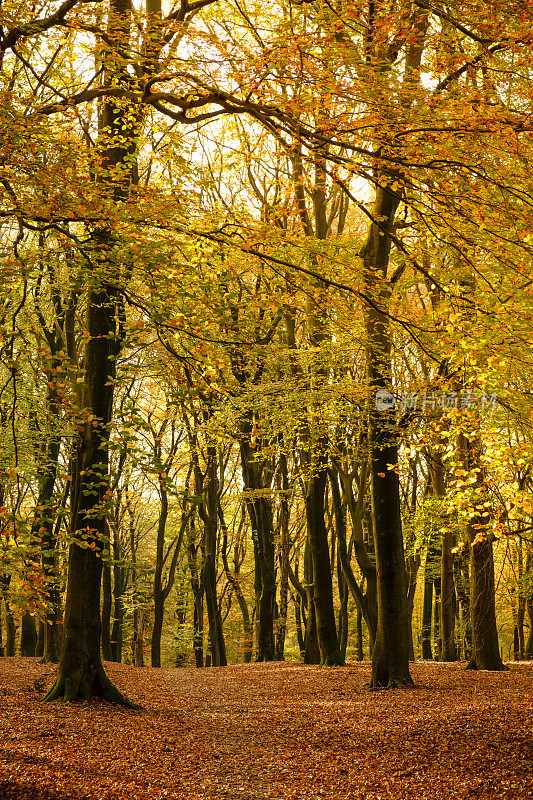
[1,0,533,697]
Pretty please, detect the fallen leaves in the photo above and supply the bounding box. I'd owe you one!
[0,658,531,800]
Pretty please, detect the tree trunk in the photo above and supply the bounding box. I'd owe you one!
[20,614,37,657]
[306,465,343,665]
[35,620,45,658]
[275,452,291,660]
[330,467,377,648]
[221,513,252,663]
[525,548,533,659]
[421,560,433,659]
[201,447,226,667]
[428,451,456,661]
[355,608,364,661]
[433,578,442,660]
[293,594,305,657]
[44,0,139,706]
[337,547,349,663]
[101,559,112,661]
[303,539,320,664]
[188,514,204,668]
[239,433,276,662]
[5,602,16,657]
[151,489,169,668]
[457,434,506,671]
[364,184,413,689]
[45,287,136,704]
[467,536,506,670]
[133,609,144,667]
[454,552,471,661]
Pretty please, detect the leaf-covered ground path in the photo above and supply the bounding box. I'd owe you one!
[0,658,531,800]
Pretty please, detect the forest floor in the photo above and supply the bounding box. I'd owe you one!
[0,658,531,800]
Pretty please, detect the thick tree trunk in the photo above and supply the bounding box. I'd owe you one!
[367,413,413,687]
[35,620,45,658]
[20,614,37,657]
[457,435,506,671]
[364,185,412,689]
[466,537,506,670]
[45,288,137,705]
[44,0,139,706]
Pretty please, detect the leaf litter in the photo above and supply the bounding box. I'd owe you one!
[0,658,531,800]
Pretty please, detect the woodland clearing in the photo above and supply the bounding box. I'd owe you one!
[0,658,531,800]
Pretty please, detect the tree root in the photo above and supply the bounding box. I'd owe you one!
[44,665,141,708]
[465,658,509,671]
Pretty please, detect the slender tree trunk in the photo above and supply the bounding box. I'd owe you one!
[275,452,291,660]
[133,609,144,667]
[337,548,349,663]
[151,490,169,668]
[525,548,533,659]
[201,447,226,667]
[516,541,525,659]
[303,539,320,664]
[430,452,456,661]
[239,432,276,662]
[355,608,364,661]
[293,594,305,657]
[421,560,434,659]
[221,514,252,663]
[4,591,15,657]
[188,515,204,668]
[454,552,471,660]
[330,467,377,648]
[433,578,442,660]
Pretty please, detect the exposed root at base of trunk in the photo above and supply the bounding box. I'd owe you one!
[465,659,509,671]
[44,665,141,708]
[366,673,415,690]
[320,657,345,667]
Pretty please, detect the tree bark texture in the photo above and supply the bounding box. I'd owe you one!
[457,434,506,671]
[364,185,412,689]
[239,433,276,662]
